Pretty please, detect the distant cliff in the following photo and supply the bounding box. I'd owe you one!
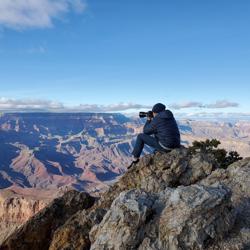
[0,113,141,192]
[180,119,250,157]
[1,148,249,249]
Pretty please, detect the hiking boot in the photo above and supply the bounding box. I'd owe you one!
[128,157,139,169]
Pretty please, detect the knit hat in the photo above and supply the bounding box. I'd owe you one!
[152,103,166,113]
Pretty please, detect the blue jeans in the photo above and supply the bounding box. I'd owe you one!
[132,133,166,158]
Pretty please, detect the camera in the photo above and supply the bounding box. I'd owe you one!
[139,111,153,118]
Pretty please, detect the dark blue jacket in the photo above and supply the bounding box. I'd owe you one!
[143,110,180,148]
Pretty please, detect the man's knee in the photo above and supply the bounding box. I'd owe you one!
[137,133,144,139]
[137,133,148,141]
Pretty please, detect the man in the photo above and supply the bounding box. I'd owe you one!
[129,103,180,168]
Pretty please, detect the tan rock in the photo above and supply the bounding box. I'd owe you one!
[0,188,56,244]
[1,190,95,250]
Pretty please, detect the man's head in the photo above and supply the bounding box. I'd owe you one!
[152,103,166,116]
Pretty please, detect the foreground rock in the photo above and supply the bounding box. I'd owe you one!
[90,185,234,250]
[201,158,250,249]
[0,187,60,244]
[1,191,95,250]
[1,148,250,249]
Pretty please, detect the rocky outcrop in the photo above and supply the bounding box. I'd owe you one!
[90,185,234,250]
[0,188,54,244]
[1,191,95,250]
[1,148,250,249]
[200,158,250,249]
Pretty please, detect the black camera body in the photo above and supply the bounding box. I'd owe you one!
[139,111,153,118]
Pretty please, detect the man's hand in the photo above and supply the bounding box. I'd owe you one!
[147,117,152,121]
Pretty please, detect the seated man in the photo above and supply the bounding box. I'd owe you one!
[129,103,180,168]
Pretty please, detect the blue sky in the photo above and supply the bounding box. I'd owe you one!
[0,0,249,116]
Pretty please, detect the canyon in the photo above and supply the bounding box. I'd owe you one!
[1,112,250,244]
[1,148,249,249]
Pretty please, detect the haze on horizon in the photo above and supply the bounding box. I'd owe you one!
[0,0,249,118]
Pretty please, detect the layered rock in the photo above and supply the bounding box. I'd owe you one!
[0,188,56,243]
[0,113,139,192]
[180,120,250,157]
[1,113,250,195]
[1,148,250,249]
[1,191,95,250]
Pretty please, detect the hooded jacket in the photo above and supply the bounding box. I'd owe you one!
[143,110,180,148]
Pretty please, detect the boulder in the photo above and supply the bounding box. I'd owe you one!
[89,185,234,250]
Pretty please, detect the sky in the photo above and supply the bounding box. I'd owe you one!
[0,0,249,118]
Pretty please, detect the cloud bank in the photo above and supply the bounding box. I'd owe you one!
[0,97,64,111]
[169,102,203,110]
[0,0,86,29]
[0,97,239,113]
[0,98,151,112]
[175,112,250,121]
[206,100,239,109]
[169,100,239,110]
[76,103,152,112]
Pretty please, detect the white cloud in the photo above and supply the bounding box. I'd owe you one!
[169,100,239,110]
[0,97,64,111]
[0,97,240,113]
[0,0,87,29]
[175,112,250,121]
[76,103,152,112]
[169,102,203,110]
[206,100,239,109]
[0,98,151,112]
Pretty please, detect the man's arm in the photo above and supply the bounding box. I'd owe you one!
[143,118,157,135]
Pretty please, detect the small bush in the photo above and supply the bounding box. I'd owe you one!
[188,139,242,169]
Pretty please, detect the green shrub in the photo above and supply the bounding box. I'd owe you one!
[188,139,242,169]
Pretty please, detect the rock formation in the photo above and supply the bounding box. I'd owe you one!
[0,186,73,243]
[0,191,95,250]
[1,148,249,249]
[90,185,234,250]
[0,188,55,243]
